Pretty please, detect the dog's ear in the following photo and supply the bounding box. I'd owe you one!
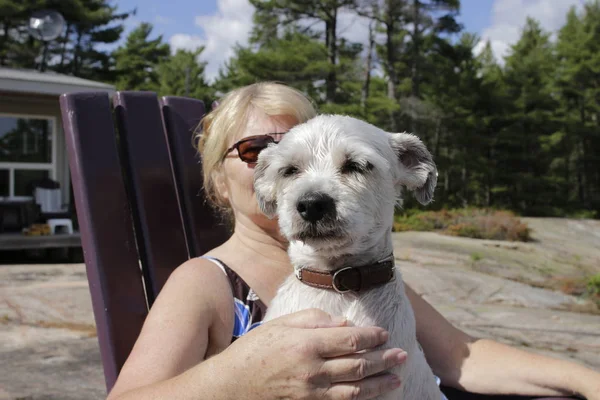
[389,132,437,205]
[253,145,278,218]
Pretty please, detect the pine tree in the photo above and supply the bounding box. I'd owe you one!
[405,0,461,99]
[58,0,132,81]
[477,41,511,208]
[500,18,559,215]
[113,22,170,91]
[0,0,46,69]
[356,0,410,130]
[249,0,357,103]
[555,2,600,214]
[0,0,133,82]
[215,30,330,101]
[208,2,600,217]
[157,48,213,104]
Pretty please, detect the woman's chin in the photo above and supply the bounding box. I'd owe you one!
[249,211,278,227]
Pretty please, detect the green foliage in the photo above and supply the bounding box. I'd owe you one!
[470,252,483,262]
[393,209,532,242]
[215,31,330,97]
[0,0,133,82]
[493,18,560,215]
[2,1,599,219]
[553,2,600,214]
[113,23,170,91]
[587,274,600,298]
[157,48,214,104]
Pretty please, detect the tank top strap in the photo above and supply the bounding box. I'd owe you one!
[200,256,267,342]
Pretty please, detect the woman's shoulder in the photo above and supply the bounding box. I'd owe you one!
[167,256,233,300]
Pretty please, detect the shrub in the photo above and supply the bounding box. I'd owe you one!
[393,208,531,242]
[587,274,600,298]
[567,209,599,219]
[470,252,483,262]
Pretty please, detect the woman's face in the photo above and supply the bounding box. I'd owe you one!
[219,110,297,229]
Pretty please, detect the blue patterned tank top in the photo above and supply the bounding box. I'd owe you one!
[202,256,266,342]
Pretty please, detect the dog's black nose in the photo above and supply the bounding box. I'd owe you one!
[296,193,336,223]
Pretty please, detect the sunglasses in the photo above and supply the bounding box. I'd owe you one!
[224,133,286,163]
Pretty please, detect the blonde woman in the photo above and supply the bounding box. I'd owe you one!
[106,82,600,400]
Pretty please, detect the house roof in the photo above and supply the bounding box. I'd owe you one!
[0,67,115,96]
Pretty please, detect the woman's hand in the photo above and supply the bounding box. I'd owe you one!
[214,308,407,400]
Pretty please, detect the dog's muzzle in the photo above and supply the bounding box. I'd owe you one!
[296,192,336,223]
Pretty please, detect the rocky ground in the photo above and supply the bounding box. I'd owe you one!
[1,217,599,399]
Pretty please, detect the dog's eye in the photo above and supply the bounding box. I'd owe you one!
[341,159,373,175]
[281,165,299,177]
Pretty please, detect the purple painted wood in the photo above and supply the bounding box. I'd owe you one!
[113,92,189,303]
[160,96,231,257]
[60,92,148,392]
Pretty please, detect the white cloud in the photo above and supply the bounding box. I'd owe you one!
[476,0,584,62]
[169,0,254,82]
[170,33,205,52]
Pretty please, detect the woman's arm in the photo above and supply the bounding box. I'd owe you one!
[107,258,235,399]
[405,284,600,400]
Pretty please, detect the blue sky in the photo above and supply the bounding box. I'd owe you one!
[111,0,584,81]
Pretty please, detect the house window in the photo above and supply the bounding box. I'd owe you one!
[0,114,56,199]
[0,169,8,196]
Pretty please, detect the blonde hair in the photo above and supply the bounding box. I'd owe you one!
[197,82,317,214]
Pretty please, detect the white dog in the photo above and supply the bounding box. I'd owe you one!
[254,115,441,400]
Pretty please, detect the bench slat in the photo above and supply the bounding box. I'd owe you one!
[160,96,231,257]
[60,92,147,391]
[113,92,189,303]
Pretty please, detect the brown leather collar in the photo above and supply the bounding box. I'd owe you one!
[295,255,396,293]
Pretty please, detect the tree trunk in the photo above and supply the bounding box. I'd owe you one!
[0,19,10,65]
[72,29,83,76]
[361,21,375,112]
[443,170,449,193]
[582,137,591,209]
[432,117,442,160]
[486,133,494,207]
[59,23,71,68]
[461,163,468,208]
[577,166,585,206]
[411,0,420,99]
[385,20,399,131]
[325,9,338,104]
[564,150,571,207]
[579,100,589,209]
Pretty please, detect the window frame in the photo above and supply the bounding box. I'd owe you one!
[0,112,58,200]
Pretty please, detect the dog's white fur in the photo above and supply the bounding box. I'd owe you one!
[254,115,440,399]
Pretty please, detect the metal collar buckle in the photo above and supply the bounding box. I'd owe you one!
[332,267,353,293]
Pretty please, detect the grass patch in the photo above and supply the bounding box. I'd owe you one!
[587,274,600,298]
[566,209,599,219]
[393,208,531,242]
[470,252,483,262]
[548,273,600,309]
